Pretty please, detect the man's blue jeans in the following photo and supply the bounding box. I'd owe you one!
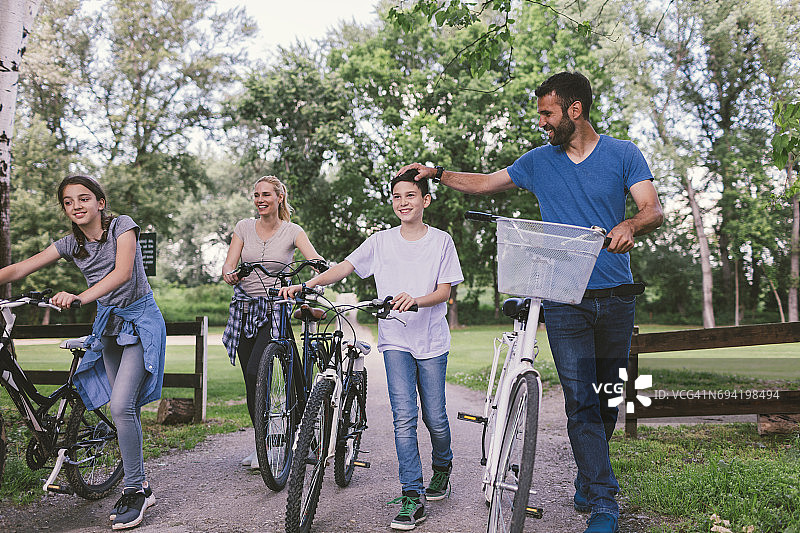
[542,295,636,519]
[383,350,453,495]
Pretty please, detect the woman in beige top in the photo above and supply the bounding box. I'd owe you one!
[221,175,322,469]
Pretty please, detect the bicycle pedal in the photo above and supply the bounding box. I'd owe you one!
[525,506,543,519]
[46,483,74,495]
[353,460,371,468]
[457,412,487,424]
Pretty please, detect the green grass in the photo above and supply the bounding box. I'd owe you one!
[611,424,800,532]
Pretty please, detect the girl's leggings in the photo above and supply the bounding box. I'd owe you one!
[102,336,148,490]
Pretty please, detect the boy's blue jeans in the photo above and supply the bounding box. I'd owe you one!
[383,350,453,495]
[542,295,636,519]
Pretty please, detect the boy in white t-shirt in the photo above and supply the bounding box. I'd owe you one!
[282,169,463,530]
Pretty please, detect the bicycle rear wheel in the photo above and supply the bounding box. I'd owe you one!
[334,373,366,487]
[64,399,124,500]
[487,371,540,533]
[255,342,295,491]
[285,378,334,533]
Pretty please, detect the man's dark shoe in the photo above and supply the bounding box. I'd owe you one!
[425,462,452,501]
[388,490,427,530]
[583,512,619,533]
[110,484,155,521]
[111,488,149,530]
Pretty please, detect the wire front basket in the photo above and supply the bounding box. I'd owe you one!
[496,217,606,303]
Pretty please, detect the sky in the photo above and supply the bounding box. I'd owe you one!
[214,0,381,57]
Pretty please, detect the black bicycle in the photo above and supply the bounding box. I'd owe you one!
[285,291,416,533]
[0,289,123,499]
[226,259,329,491]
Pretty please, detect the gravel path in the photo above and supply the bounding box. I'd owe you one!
[1,322,659,533]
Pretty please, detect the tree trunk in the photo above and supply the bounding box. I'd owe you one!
[447,283,460,329]
[764,269,786,323]
[683,174,715,328]
[734,259,740,326]
[0,0,41,298]
[789,155,798,322]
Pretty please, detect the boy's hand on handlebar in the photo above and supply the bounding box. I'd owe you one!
[391,292,418,312]
[50,291,80,309]
[279,284,302,300]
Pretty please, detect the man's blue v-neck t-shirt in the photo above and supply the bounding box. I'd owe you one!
[507,135,654,289]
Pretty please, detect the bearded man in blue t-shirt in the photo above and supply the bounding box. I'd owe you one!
[399,71,663,533]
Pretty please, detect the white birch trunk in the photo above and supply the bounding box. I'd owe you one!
[789,155,798,322]
[0,0,41,295]
[683,174,716,328]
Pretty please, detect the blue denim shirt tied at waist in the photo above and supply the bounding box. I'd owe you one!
[73,292,166,411]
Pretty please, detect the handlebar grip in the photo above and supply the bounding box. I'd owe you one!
[70,299,82,309]
[408,304,418,312]
[602,237,612,249]
[464,211,498,222]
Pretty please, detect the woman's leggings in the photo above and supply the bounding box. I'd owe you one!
[102,336,147,490]
[236,319,272,427]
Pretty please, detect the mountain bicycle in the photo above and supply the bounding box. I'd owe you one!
[0,289,123,499]
[458,212,609,533]
[225,258,329,491]
[285,291,417,533]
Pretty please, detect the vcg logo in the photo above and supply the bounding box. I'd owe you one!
[593,368,652,414]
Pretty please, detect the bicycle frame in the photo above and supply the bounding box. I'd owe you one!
[481,298,543,504]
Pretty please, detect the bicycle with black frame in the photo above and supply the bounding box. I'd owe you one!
[225,258,329,492]
[284,289,417,533]
[0,289,123,499]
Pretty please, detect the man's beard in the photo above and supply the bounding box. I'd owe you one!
[548,114,576,146]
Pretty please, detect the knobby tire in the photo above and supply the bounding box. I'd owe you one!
[285,378,334,533]
[334,373,366,487]
[255,342,295,491]
[487,372,539,533]
[64,400,124,500]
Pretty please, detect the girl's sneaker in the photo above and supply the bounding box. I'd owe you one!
[111,487,153,530]
[388,491,426,530]
[110,484,155,521]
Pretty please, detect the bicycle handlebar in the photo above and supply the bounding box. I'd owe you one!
[227,259,329,281]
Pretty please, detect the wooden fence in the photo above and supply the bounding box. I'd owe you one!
[16,316,208,423]
[625,322,800,438]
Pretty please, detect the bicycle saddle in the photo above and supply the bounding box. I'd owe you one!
[59,336,88,350]
[502,298,531,321]
[292,304,327,322]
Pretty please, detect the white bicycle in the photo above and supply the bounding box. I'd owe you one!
[459,212,608,533]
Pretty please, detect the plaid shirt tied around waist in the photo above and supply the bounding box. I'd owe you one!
[222,284,282,365]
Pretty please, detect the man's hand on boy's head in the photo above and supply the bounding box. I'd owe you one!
[397,163,435,180]
[391,292,418,312]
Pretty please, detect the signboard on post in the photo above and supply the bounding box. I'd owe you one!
[139,232,156,277]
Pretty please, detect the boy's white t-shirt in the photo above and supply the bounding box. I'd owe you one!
[345,225,463,359]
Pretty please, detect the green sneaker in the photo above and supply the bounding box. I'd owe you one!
[425,463,452,501]
[388,491,426,530]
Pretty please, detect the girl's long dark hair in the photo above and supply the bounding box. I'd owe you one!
[57,175,115,259]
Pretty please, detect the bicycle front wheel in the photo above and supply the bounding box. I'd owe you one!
[255,342,295,491]
[334,373,366,487]
[487,371,540,533]
[285,378,334,533]
[64,399,124,500]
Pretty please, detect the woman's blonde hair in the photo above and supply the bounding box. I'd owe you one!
[254,175,293,222]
